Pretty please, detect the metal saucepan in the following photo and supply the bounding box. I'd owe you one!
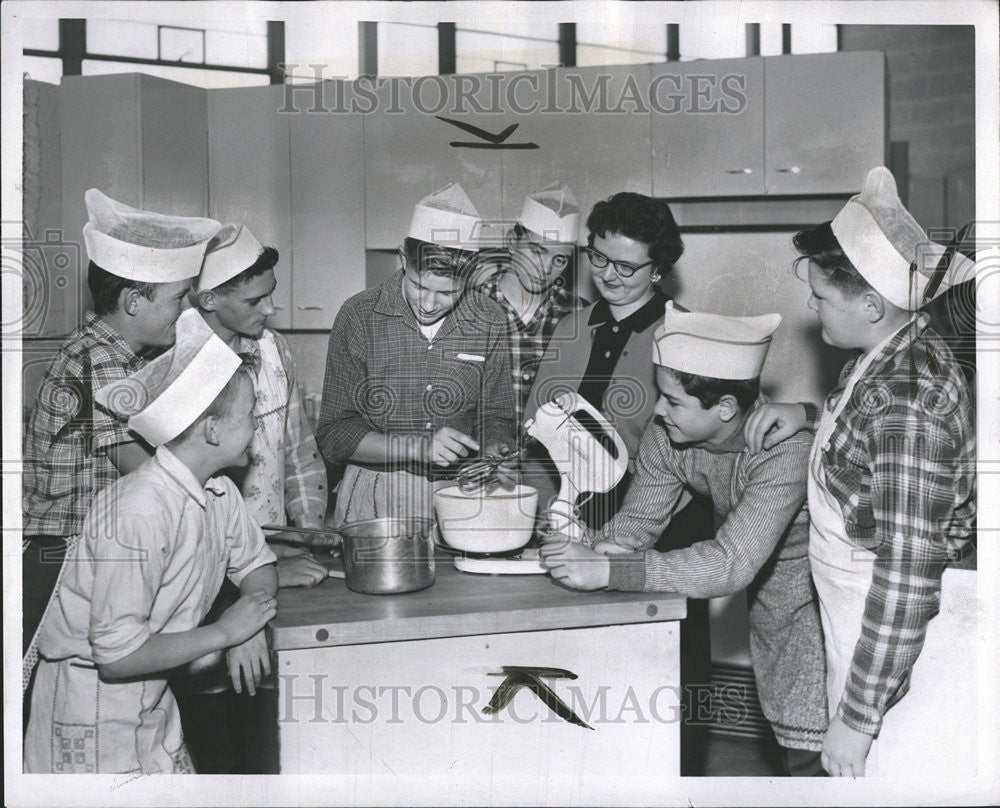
[265,518,435,595]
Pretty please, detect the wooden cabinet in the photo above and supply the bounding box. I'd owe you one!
[289,81,366,330]
[764,51,886,194]
[363,75,503,249]
[208,85,292,329]
[653,51,885,198]
[501,65,654,240]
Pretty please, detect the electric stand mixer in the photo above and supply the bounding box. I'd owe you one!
[444,392,628,574]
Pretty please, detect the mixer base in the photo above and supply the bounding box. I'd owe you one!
[452,548,547,575]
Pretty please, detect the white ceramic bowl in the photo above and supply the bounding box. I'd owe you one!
[433,484,539,553]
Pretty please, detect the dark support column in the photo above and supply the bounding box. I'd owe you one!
[745,23,761,57]
[266,21,285,84]
[438,23,456,74]
[558,23,576,68]
[359,21,378,75]
[782,23,792,54]
[666,24,680,61]
[58,19,85,76]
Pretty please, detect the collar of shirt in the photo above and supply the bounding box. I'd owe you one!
[374,269,482,339]
[588,290,666,332]
[486,274,576,334]
[84,311,142,365]
[698,395,768,455]
[153,445,227,509]
[834,313,927,402]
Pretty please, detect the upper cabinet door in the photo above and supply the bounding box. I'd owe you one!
[363,75,504,248]
[652,58,765,198]
[501,65,654,238]
[139,75,209,218]
[208,85,292,329]
[764,51,886,195]
[289,81,366,330]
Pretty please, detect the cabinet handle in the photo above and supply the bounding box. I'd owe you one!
[775,166,802,174]
[725,168,754,174]
[297,305,324,311]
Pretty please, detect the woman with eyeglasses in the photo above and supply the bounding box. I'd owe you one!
[525,191,717,774]
[525,191,684,526]
[475,185,586,426]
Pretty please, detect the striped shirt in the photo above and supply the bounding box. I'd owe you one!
[23,313,146,537]
[480,271,583,425]
[591,397,813,595]
[317,271,516,470]
[811,313,976,735]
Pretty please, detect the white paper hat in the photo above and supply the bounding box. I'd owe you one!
[653,301,782,380]
[198,224,266,290]
[83,189,221,283]
[408,182,481,250]
[95,308,243,446]
[519,183,581,244]
[831,166,976,309]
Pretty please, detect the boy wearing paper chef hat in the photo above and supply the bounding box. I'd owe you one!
[187,225,328,773]
[25,308,279,774]
[541,301,829,776]
[317,183,516,525]
[478,184,585,424]
[744,166,976,778]
[22,189,219,704]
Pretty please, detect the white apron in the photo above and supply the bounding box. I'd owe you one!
[241,333,289,526]
[808,341,977,777]
[25,659,194,773]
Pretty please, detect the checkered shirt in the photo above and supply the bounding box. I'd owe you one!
[481,273,584,424]
[815,313,976,735]
[23,313,146,537]
[317,271,516,468]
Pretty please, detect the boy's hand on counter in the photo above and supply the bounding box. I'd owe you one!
[821,714,873,777]
[226,629,271,696]
[539,540,610,590]
[743,403,808,454]
[277,553,329,588]
[216,591,277,647]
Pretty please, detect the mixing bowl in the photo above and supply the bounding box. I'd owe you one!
[433,484,538,554]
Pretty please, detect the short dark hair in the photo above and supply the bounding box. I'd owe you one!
[166,358,256,446]
[792,221,873,297]
[87,261,157,316]
[403,237,477,280]
[210,246,279,294]
[667,368,760,413]
[586,192,684,274]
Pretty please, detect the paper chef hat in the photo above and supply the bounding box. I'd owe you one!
[83,189,221,283]
[653,301,782,380]
[519,183,581,244]
[831,166,976,310]
[198,224,266,290]
[408,182,481,250]
[95,309,244,446]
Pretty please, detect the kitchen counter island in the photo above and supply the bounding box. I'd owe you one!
[270,552,687,804]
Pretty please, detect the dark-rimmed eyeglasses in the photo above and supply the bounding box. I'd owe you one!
[583,246,653,278]
[505,231,572,272]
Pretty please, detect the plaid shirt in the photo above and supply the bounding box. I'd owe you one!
[317,271,516,471]
[814,313,976,735]
[23,313,146,537]
[481,271,584,424]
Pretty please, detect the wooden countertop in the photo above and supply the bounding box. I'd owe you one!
[269,552,687,651]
